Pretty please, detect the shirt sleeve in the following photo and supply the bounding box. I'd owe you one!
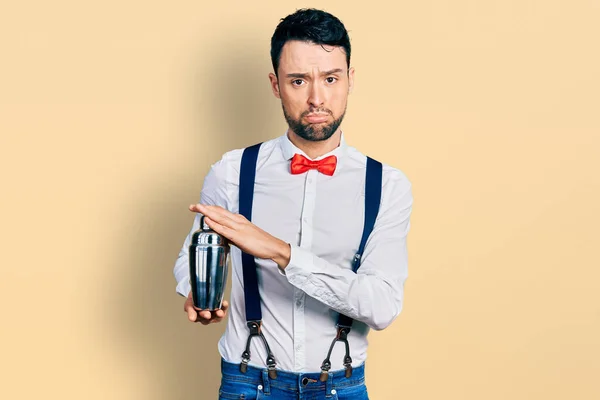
[283,171,413,331]
[172,157,231,297]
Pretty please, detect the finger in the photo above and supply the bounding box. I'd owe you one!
[221,300,229,312]
[189,203,207,213]
[204,217,230,234]
[210,206,247,223]
[231,213,248,223]
[204,218,238,244]
[196,311,212,325]
[193,205,244,234]
[215,309,224,318]
[199,310,212,320]
[189,203,222,217]
[198,204,227,214]
[186,306,197,322]
[200,205,240,226]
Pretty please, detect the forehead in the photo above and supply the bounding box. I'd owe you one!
[278,40,347,73]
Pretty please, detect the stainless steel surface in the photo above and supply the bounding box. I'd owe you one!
[189,215,229,310]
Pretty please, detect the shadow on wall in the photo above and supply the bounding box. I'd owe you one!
[110,38,281,400]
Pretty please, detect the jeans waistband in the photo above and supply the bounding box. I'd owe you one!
[221,358,365,394]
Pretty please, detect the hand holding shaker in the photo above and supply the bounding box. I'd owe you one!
[189,214,230,310]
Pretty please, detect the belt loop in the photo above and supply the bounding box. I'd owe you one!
[261,369,271,395]
[325,371,334,398]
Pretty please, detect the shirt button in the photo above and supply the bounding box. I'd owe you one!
[308,178,313,183]
[296,300,302,307]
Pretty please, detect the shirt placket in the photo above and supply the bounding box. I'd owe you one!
[293,168,318,371]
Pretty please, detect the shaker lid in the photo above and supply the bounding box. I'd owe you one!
[191,214,227,246]
[200,214,211,231]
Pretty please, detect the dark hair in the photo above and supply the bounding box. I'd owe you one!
[270,8,351,76]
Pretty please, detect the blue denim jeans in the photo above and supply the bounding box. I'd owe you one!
[218,359,369,400]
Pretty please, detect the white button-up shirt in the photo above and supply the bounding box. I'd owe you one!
[173,132,413,372]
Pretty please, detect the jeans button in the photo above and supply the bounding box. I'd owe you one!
[302,377,309,385]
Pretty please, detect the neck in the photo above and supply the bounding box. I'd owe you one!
[287,129,342,159]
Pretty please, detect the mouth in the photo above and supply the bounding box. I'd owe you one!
[304,114,329,123]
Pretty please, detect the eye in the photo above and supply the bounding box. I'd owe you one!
[326,77,337,84]
[292,79,305,86]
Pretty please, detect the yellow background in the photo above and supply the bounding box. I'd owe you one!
[1,1,599,399]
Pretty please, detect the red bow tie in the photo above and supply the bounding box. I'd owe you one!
[290,153,337,176]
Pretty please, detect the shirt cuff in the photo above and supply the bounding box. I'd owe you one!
[176,278,191,298]
[283,245,317,286]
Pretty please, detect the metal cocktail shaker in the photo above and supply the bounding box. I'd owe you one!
[189,214,230,310]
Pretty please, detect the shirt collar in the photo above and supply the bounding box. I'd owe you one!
[280,130,348,172]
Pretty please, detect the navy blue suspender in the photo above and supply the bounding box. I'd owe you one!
[320,156,382,380]
[238,142,263,322]
[238,142,383,379]
[237,142,278,378]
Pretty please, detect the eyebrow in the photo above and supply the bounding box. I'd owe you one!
[285,68,345,79]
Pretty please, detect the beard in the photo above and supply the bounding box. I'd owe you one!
[282,102,347,142]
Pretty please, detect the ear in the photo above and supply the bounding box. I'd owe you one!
[268,72,281,99]
[348,67,355,94]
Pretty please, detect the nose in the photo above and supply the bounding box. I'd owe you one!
[307,81,324,108]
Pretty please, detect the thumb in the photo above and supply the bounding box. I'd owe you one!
[187,305,198,322]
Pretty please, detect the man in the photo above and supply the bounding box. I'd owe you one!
[173,8,413,400]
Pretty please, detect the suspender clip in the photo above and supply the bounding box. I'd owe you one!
[343,355,353,378]
[319,360,331,382]
[240,320,278,379]
[319,325,353,381]
[247,320,261,335]
[352,254,361,269]
[240,352,249,374]
[336,326,350,341]
[267,355,278,379]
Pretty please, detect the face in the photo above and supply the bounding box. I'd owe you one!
[269,40,355,142]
